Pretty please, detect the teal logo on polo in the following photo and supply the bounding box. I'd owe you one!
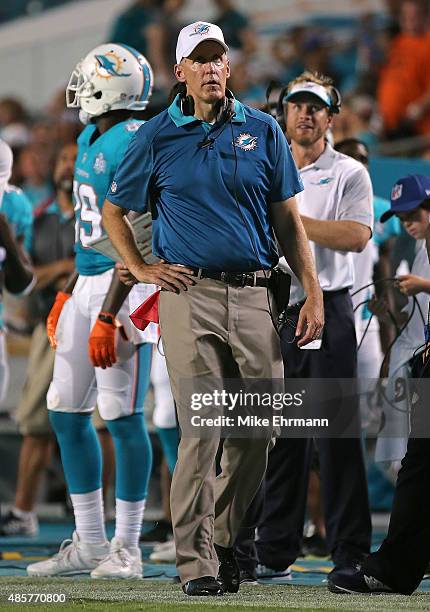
[311,177,334,186]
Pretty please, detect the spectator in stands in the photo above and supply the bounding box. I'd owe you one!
[356,13,390,95]
[161,0,187,67]
[227,51,266,109]
[213,0,257,54]
[0,97,29,149]
[17,145,53,209]
[44,89,82,152]
[378,0,430,138]
[108,0,171,91]
[332,95,381,150]
[301,31,339,85]
[270,26,307,84]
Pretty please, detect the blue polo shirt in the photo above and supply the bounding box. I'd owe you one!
[107,95,303,271]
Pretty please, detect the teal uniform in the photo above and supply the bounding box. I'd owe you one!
[1,184,33,252]
[74,119,144,276]
[0,184,33,329]
[373,195,401,249]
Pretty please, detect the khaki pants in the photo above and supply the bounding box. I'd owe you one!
[159,276,283,583]
[16,323,54,435]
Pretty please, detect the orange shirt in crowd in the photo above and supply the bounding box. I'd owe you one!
[377,33,430,135]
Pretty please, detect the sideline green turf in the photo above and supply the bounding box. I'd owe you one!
[0,579,430,612]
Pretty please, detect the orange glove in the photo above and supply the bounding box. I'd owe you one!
[46,291,71,348]
[88,312,117,369]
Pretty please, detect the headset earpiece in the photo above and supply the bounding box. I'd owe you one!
[179,89,235,122]
[329,86,342,114]
[179,94,195,116]
[223,88,236,121]
[276,85,289,131]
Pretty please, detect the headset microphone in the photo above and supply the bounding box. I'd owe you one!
[197,107,236,149]
[199,137,215,148]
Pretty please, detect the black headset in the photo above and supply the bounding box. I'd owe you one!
[179,87,236,123]
[266,80,342,131]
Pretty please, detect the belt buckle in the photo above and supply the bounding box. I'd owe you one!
[242,272,256,287]
[223,272,242,286]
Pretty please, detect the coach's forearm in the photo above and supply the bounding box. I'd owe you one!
[102,199,146,276]
[270,198,320,297]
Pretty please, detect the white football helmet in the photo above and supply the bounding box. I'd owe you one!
[66,43,153,117]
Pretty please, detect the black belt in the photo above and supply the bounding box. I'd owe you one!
[189,267,270,287]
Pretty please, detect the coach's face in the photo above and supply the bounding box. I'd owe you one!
[285,93,332,147]
[175,40,230,105]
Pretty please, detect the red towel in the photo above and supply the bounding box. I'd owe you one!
[130,290,160,331]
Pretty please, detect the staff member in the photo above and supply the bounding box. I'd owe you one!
[102,22,323,596]
[251,72,373,578]
[328,175,430,595]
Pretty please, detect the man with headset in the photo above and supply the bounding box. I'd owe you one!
[245,72,374,580]
[102,22,323,596]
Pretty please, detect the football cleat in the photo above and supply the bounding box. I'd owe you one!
[27,531,109,576]
[91,537,143,579]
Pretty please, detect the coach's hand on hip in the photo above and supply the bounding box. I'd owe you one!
[129,260,196,293]
[295,291,324,347]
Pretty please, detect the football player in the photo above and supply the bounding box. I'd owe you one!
[27,44,157,579]
[0,138,34,402]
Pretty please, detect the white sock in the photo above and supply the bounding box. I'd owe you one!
[70,489,107,544]
[115,499,146,549]
[12,506,35,520]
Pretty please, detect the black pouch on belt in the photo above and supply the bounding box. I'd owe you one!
[268,267,291,315]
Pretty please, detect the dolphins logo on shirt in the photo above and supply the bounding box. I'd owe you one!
[235,133,258,151]
[311,177,334,186]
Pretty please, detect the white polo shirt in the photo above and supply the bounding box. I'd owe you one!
[280,144,373,304]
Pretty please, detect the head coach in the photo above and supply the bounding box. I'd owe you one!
[102,22,323,595]
[245,72,374,579]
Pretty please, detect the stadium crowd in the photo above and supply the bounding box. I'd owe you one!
[0,0,430,598]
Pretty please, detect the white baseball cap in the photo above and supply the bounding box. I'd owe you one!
[284,82,332,107]
[176,21,229,64]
